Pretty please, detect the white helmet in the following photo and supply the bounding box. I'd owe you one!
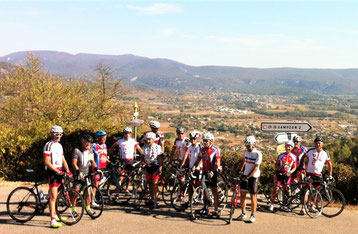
[244,136,256,146]
[145,132,156,140]
[202,132,214,141]
[285,141,294,147]
[293,136,302,142]
[189,131,201,139]
[50,125,63,133]
[123,127,132,133]
[149,121,160,129]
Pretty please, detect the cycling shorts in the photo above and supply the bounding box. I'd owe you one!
[274,174,292,188]
[47,170,62,188]
[121,161,134,173]
[240,177,258,195]
[145,165,160,181]
[204,171,218,188]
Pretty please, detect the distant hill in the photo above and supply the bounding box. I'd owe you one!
[1,50,358,95]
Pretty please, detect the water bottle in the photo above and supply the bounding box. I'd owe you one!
[39,190,44,200]
[99,175,106,186]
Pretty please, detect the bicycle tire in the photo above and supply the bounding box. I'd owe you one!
[56,188,84,225]
[257,184,272,212]
[190,184,205,220]
[228,189,238,224]
[6,187,38,223]
[304,189,323,219]
[171,182,191,212]
[161,176,177,206]
[107,175,134,204]
[83,185,104,219]
[321,187,345,218]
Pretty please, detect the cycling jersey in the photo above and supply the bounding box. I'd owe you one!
[305,149,331,176]
[188,143,203,169]
[115,138,139,161]
[276,152,297,173]
[72,147,94,174]
[291,145,307,169]
[143,143,163,166]
[140,131,164,145]
[199,144,221,172]
[243,148,262,178]
[43,140,63,170]
[93,143,108,169]
[173,137,190,161]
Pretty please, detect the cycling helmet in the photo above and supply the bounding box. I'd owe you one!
[202,132,214,141]
[314,136,323,143]
[176,127,186,134]
[149,121,160,129]
[244,136,256,146]
[81,135,94,143]
[145,132,156,140]
[123,127,132,133]
[189,131,201,139]
[285,141,294,147]
[95,130,107,137]
[50,125,63,133]
[293,136,302,142]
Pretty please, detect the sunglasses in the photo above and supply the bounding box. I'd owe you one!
[178,132,184,135]
[54,133,63,137]
[190,138,197,140]
[203,139,209,143]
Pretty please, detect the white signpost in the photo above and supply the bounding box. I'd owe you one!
[261,122,312,132]
[274,132,298,144]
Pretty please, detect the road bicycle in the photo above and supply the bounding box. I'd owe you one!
[319,176,345,218]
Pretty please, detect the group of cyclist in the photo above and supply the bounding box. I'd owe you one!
[43,120,333,227]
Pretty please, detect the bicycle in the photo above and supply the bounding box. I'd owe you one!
[132,163,152,210]
[7,169,85,225]
[73,171,104,219]
[189,171,228,220]
[319,176,345,218]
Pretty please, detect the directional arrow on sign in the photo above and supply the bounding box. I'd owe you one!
[274,132,298,144]
[261,122,312,132]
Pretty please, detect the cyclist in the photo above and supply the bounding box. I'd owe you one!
[169,127,190,168]
[236,136,262,223]
[140,121,165,152]
[269,141,297,212]
[72,135,98,214]
[43,125,71,228]
[291,135,307,183]
[142,132,164,208]
[93,130,109,206]
[194,132,221,218]
[183,131,202,209]
[299,136,333,215]
[108,127,143,195]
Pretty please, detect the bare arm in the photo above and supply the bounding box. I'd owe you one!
[44,156,61,174]
[72,158,79,171]
[247,164,259,178]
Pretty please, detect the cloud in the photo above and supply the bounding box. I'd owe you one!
[208,35,263,47]
[125,3,182,15]
[158,28,177,37]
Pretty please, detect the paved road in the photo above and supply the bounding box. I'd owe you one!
[1,183,357,234]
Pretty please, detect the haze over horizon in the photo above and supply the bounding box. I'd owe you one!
[0,1,357,69]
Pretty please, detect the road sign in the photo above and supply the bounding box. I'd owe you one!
[261,122,312,132]
[274,132,298,144]
[128,119,144,127]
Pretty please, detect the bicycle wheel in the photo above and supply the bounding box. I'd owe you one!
[161,176,177,206]
[132,182,149,210]
[171,182,191,212]
[83,185,104,219]
[228,189,239,224]
[321,187,345,218]
[304,189,323,219]
[56,188,84,225]
[190,185,205,220]
[257,184,272,212]
[6,187,38,222]
[110,175,134,204]
[217,180,228,204]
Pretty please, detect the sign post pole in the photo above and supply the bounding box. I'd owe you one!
[134,102,138,141]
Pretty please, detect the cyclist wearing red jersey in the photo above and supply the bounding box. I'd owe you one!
[93,130,109,206]
[142,132,164,208]
[194,132,221,218]
[269,141,297,212]
[291,136,307,183]
[169,127,190,167]
[43,125,71,228]
[140,121,165,152]
[237,136,262,223]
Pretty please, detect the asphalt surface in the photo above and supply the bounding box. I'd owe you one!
[1,183,357,234]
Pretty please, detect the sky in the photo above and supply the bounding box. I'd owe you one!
[0,0,357,68]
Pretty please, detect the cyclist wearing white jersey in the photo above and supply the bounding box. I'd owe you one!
[43,125,71,228]
[236,136,262,223]
[169,127,190,167]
